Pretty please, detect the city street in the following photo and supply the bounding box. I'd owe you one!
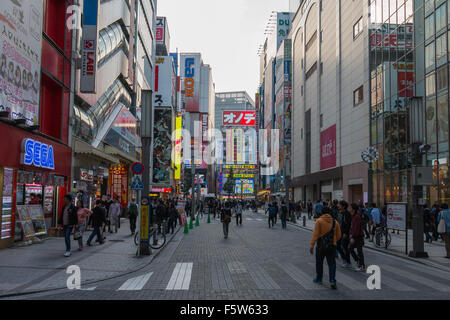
[5,210,450,300]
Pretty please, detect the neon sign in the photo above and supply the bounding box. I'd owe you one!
[184,58,195,97]
[20,138,55,170]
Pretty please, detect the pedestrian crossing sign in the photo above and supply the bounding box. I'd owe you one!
[131,175,144,190]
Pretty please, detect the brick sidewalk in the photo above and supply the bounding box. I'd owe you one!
[0,218,180,296]
[257,209,450,270]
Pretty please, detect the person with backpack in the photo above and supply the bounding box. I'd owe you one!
[349,204,366,271]
[310,206,342,289]
[369,203,381,242]
[337,200,352,268]
[128,198,138,235]
[267,202,277,228]
[437,203,450,258]
[221,202,232,239]
[280,201,288,229]
[235,201,243,226]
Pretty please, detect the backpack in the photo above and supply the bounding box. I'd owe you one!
[129,203,138,216]
[317,219,336,255]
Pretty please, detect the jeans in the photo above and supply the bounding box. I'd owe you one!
[337,237,351,264]
[87,227,102,244]
[76,222,86,248]
[268,215,275,228]
[168,218,177,234]
[63,225,73,252]
[315,246,337,282]
[363,222,370,238]
[349,236,365,267]
[129,214,137,233]
[236,213,242,225]
[281,214,287,229]
[424,230,432,242]
[111,215,119,233]
[223,222,229,237]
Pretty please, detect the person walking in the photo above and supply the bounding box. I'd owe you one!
[221,202,232,239]
[337,200,352,268]
[424,206,433,243]
[75,200,91,251]
[349,203,366,271]
[87,200,106,246]
[128,198,138,235]
[280,201,288,229]
[235,201,243,226]
[307,200,313,219]
[313,200,323,219]
[362,203,371,239]
[168,202,179,234]
[310,207,342,289]
[58,194,78,257]
[437,203,450,258]
[268,202,276,228]
[109,198,121,233]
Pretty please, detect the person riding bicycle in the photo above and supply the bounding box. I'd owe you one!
[369,203,381,242]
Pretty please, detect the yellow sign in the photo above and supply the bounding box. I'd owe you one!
[174,116,182,180]
[140,205,149,240]
[225,173,255,178]
[224,164,256,169]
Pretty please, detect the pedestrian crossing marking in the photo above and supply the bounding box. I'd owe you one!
[117,272,153,291]
[80,287,96,291]
[277,262,324,290]
[307,262,367,290]
[245,218,254,221]
[256,218,263,221]
[382,265,450,292]
[166,262,193,290]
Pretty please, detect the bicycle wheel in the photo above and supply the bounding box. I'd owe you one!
[150,231,166,249]
[134,232,139,246]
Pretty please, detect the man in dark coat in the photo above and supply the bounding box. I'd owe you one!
[58,194,78,257]
[87,200,106,246]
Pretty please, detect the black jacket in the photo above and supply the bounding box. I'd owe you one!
[90,206,107,228]
[340,210,352,235]
[58,204,78,226]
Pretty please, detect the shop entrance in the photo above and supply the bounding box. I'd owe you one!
[349,184,363,204]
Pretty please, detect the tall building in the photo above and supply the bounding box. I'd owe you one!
[289,0,370,203]
[0,0,74,248]
[369,0,446,208]
[215,92,257,197]
[71,0,157,208]
[180,53,215,195]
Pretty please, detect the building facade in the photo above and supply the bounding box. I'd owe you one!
[290,0,370,204]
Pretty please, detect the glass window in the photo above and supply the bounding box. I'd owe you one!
[436,4,447,32]
[425,0,435,16]
[436,33,447,64]
[425,42,435,69]
[437,65,448,90]
[405,0,413,20]
[426,72,436,96]
[425,14,435,40]
[354,85,364,106]
[353,17,363,39]
[383,0,389,23]
[438,93,449,143]
[426,98,437,145]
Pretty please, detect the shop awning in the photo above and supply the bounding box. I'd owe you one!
[257,190,270,196]
[104,145,139,164]
[73,139,120,164]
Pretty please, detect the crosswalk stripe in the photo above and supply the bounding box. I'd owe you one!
[256,218,263,221]
[278,263,324,290]
[398,262,450,283]
[166,262,193,290]
[80,287,96,291]
[245,218,254,221]
[376,273,417,291]
[382,265,450,292]
[117,272,153,291]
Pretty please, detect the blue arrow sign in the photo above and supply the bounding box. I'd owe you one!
[131,175,144,190]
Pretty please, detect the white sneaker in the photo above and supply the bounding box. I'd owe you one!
[341,263,351,268]
[64,251,71,257]
[354,266,365,272]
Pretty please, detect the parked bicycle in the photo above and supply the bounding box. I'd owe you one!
[134,224,166,249]
[374,225,392,249]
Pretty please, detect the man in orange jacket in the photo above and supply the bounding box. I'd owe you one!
[310,206,342,289]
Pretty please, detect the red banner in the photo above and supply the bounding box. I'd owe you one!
[223,111,256,126]
[109,164,128,207]
[320,125,337,170]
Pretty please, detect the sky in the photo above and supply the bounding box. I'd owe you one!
[156,0,290,99]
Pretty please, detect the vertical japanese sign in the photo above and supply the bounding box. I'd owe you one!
[109,164,128,208]
[181,53,200,112]
[0,0,43,126]
[80,0,99,93]
[174,115,182,180]
[155,17,165,42]
[154,56,174,107]
[320,124,337,170]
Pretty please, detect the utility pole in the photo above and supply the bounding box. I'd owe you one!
[140,90,153,256]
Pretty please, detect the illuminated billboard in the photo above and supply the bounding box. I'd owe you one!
[181,53,201,112]
[223,111,256,126]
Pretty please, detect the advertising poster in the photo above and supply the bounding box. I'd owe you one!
[181,53,200,112]
[80,0,99,93]
[387,203,407,230]
[174,116,182,180]
[320,124,337,170]
[154,56,175,107]
[222,111,256,126]
[2,167,14,239]
[153,108,172,185]
[28,205,46,235]
[109,164,128,208]
[0,0,43,125]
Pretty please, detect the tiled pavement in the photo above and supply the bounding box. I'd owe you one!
[4,210,450,300]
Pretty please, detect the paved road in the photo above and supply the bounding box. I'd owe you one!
[6,210,450,300]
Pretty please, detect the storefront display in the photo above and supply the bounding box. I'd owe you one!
[1,168,14,239]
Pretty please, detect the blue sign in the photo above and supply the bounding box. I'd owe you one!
[131,175,144,190]
[20,138,55,170]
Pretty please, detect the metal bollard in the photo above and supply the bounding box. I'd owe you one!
[303,216,306,227]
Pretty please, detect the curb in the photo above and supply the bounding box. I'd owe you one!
[285,219,450,273]
[0,225,183,299]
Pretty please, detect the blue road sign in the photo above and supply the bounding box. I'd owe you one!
[131,175,144,190]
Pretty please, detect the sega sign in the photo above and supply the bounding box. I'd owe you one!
[20,138,55,170]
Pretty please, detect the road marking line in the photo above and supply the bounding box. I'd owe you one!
[80,287,96,291]
[307,262,367,290]
[382,265,450,292]
[278,263,324,290]
[117,272,153,291]
[166,263,193,290]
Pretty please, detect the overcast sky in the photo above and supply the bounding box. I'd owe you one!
[156,0,289,98]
